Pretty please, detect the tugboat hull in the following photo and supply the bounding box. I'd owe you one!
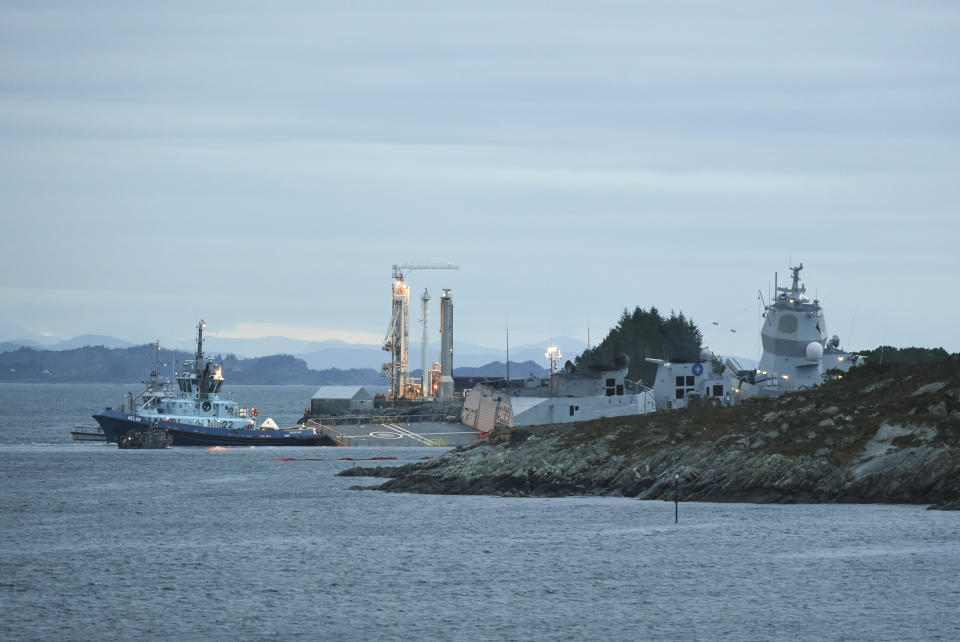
[118,428,173,449]
[93,410,336,447]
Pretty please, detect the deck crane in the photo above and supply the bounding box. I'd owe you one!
[383,263,458,400]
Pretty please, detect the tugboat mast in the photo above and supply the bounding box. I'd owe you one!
[195,319,205,374]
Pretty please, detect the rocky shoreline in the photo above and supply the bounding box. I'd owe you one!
[341,358,960,510]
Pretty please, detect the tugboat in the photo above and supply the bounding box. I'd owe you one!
[93,320,337,447]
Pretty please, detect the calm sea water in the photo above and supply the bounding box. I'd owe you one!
[1,383,959,641]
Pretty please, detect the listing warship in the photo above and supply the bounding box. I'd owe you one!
[647,263,862,408]
[465,263,861,434]
[461,348,657,434]
[93,320,336,447]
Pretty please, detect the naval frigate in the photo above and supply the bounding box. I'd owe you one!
[465,263,861,433]
[749,263,858,395]
[649,263,861,408]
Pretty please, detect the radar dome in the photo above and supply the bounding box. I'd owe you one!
[613,353,629,370]
[806,341,824,360]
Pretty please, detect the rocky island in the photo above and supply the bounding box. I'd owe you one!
[341,357,960,510]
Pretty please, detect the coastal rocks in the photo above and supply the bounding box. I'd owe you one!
[345,418,957,505]
[863,378,893,393]
[912,382,947,396]
[342,358,960,507]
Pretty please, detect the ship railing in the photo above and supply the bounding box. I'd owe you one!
[624,378,654,393]
[307,414,449,426]
[304,419,353,446]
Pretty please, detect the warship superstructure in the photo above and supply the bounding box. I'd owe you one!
[461,352,656,433]
[648,263,861,408]
[749,263,858,395]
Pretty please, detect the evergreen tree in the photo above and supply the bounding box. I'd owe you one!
[576,306,703,385]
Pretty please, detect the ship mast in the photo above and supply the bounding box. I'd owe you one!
[195,319,205,375]
[195,319,209,398]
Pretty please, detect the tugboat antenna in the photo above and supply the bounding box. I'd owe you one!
[195,319,205,374]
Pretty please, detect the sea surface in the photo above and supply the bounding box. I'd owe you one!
[1,383,959,641]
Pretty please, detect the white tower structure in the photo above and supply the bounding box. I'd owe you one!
[382,263,458,400]
[438,288,454,400]
[420,288,431,399]
[545,345,563,375]
[383,271,410,399]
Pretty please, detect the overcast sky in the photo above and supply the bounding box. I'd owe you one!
[1,1,958,360]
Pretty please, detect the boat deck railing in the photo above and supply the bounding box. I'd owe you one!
[307,413,453,426]
[303,420,353,446]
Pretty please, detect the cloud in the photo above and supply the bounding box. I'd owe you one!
[0,1,958,353]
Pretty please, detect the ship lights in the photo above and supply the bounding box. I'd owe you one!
[545,345,563,375]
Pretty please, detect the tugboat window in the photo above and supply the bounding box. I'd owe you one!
[676,376,685,387]
[686,376,695,386]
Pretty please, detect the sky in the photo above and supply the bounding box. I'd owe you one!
[1,1,958,361]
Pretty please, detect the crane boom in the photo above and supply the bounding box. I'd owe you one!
[392,263,458,279]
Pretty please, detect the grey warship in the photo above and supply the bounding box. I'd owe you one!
[648,263,861,408]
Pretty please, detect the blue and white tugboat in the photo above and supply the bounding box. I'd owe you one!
[93,320,336,447]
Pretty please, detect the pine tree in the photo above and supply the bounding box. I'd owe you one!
[575,306,703,385]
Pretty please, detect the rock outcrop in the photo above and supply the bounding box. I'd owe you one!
[340,357,960,509]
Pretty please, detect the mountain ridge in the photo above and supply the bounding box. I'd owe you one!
[0,344,550,385]
[0,331,586,370]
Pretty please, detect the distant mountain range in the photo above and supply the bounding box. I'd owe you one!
[0,343,550,385]
[0,331,586,371]
[1,334,133,352]
[415,360,548,379]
